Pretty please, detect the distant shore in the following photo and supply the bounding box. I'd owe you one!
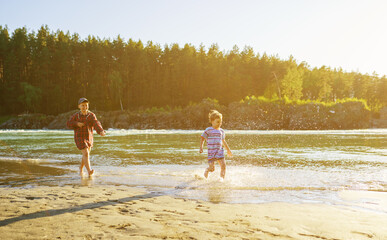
[0,185,386,239]
[1,99,386,130]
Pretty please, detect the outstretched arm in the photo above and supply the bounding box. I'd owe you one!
[199,137,205,153]
[222,139,232,157]
[91,113,105,136]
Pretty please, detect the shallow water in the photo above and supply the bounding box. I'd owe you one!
[0,129,386,212]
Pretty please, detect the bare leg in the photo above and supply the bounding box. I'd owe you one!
[88,147,94,176]
[79,148,85,176]
[204,161,215,178]
[218,159,226,179]
[81,147,94,176]
[79,162,84,176]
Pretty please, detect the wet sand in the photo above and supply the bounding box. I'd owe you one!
[0,185,386,239]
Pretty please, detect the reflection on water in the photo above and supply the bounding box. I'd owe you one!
[0,159,70,187]
[80,176,95,187]
[0,129,386,212]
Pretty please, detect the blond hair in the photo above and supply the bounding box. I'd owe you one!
[208,110,222,123]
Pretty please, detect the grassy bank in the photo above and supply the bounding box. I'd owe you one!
[0,97,380,130]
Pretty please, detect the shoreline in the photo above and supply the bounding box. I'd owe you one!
[1,127,387,132]
[0,185,386,239]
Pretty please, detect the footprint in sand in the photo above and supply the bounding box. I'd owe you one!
[232,219,251,227]
[109,223,136,230]
[265,216,280,221]
[25,196,43,200]
[195,204,210,213]
[118,207,129,213]
[162,209,186,215]
[139,207,151,212]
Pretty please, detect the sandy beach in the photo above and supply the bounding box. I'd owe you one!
[0,184,386,240]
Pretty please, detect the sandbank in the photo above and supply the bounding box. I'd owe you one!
[0,185,386,239]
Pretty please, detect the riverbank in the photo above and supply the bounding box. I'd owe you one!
[1,98,386,130]
[0,185,386,239]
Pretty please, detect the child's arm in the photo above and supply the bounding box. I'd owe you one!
[222,139,232,157]
[67,113,80,129]
[91,113,105,136]
[199,136,205,153]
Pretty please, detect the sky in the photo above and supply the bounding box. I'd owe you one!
[1,0,387,76]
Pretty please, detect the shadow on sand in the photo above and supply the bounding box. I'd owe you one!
[0,179,208,227]
[0,191,160,227]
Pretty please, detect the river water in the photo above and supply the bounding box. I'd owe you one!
[0,129,386,213]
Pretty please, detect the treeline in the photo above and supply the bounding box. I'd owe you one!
[0,25,386,116]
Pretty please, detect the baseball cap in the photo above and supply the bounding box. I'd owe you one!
[78,97,89,105]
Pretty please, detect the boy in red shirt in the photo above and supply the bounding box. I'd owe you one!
[67,98,105,176]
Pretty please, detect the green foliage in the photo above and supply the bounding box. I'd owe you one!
[281,67,304,100]
[240,95,280,105]
[240,95,370,110]
[144,106,166,114]
[0,25,385,116]
[18,82,42,112]
[229,96,372,130]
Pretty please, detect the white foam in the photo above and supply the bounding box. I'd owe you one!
[106,129,202,136]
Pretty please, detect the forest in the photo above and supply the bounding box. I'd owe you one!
[0,25,386,116]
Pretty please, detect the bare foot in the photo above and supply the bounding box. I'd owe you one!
[79,166,84,176]
[88,169,95,176]
[204,169,209,178]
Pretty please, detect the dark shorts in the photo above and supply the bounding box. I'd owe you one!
[208,158,225,164]
[76,139,92,150]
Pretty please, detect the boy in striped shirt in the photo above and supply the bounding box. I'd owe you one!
[200,110,232,179]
